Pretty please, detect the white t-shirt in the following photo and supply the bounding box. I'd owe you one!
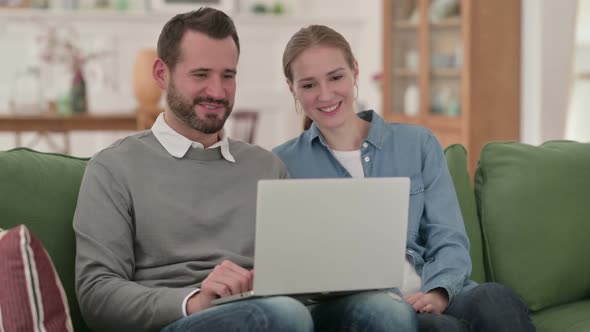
[332,149,423,296]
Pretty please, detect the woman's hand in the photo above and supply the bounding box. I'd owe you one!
[404,288,449,314]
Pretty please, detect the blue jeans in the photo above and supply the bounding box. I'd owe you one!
[161,290,417,332]
[417,283,536,332]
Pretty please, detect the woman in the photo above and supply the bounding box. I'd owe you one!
[273,25,535,332]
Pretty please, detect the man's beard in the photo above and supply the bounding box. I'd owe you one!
[166,80,232,134]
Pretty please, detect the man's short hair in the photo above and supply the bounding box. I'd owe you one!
[157,7,240,70]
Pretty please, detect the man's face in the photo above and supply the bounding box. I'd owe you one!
[166,30,238,134]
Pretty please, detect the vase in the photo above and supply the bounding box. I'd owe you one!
[71,62,88,114]
[133,49,163,129]
[404,84,419,117]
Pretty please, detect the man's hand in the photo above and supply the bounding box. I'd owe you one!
[186,260,253,315]
[404,288,449,314]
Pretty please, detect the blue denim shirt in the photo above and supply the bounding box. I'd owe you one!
[272,110,476,301]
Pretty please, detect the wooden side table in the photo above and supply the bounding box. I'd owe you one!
[0,113,138,154]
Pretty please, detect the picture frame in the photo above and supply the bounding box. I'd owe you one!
[150,0,233,14]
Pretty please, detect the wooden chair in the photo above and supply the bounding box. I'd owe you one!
[230,110,259,144]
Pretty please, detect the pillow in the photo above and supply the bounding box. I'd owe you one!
[0,225,73,332]
[475,140,590,312]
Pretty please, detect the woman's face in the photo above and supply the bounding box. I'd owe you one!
[289,46,358,130]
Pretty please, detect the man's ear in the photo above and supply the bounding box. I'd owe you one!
[153,58,169,90]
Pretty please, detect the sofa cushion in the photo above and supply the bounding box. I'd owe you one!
[532,300,590,332]
[474,141,590,312]
[0,225,73,331]
[444,144,486,283]
[0,148,89,332]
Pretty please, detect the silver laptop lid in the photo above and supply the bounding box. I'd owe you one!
[253,177,410,296]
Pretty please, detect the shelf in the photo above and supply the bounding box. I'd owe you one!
[393,18,460,30]
[0,8,164,23]
[432,68,462,78]
[383,0,521,173]
[393,17,462,30]
[424,114,462,131]
[393,20,419,30]
[392,68,461,78]
[0,8,364,25]
[430,17,462,28]
[393,68,419,77]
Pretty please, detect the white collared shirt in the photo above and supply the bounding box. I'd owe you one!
[151,112,235,163]
[150,112,234,316]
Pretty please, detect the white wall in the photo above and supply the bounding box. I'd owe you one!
[0,1,383,156]
[521,0,578,145]
[354,1,383,114]
[566,0,590,142]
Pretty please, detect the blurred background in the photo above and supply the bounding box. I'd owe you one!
[0,0,587,165]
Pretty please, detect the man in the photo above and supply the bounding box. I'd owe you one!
[74,8,416,332]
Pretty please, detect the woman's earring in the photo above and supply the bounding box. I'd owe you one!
[354,82,359,101]
[293,97,302,114]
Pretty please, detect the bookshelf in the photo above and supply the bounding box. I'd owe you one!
[382,0,521,173]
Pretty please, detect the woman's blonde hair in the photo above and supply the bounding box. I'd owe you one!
[282,25,356,84]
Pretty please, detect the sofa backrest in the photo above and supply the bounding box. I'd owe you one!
[0,148,90,332]
[475,141,590,312]
[444,144,487,283]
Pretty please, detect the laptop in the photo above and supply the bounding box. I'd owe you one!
[212,177,410,305]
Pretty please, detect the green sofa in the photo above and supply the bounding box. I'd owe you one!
[0,148,90,332]
[1,141,588,331]
[445,141,590,331]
